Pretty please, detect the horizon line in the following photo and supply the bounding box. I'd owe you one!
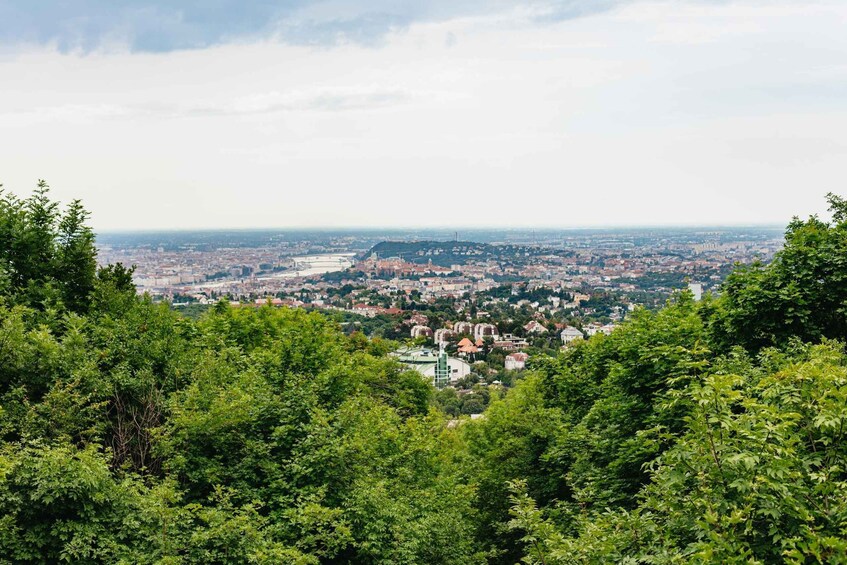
[95,222,788,235]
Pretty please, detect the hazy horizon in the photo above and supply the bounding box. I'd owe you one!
[94,222,787,235]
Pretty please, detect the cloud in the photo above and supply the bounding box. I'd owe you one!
[0,1,292,52]
[0,86,421,126]
[183,86,419,116]
[1,1,846,230]
[0,0,632,53]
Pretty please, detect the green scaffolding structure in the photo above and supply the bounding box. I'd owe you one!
[434,347,450,389]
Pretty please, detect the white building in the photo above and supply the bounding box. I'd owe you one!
[505,352,529,371]
[411,325,433,338]
[419,357,472,385]
[473,323,499,341]
[453,321,474,335]
[392,347,472,386]
[584,323,617,337]
[688,282,703,301]
[434,328,455,345]
[560,326,584,344]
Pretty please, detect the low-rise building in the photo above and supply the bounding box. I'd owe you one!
[456,337,480,356]
[505,352,529,371]
[524,320,548,334]
[405,313,429,326]
[560,326,584,344]
[391,347,472,388]
[493,333,529,351]
[584,323,617,336]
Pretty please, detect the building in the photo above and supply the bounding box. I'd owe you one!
[456,337,480,356]
[688,282,703,301]
[505,352,529,371]
[351,303,381,318]
[453,321,474,335]
[457,337,474,348]
[391,347,472,388]
[524,320,548,334]
[473,323,499,342]
[405,313,429,326]
[411,325,433,339]
[433,348,451,388]
[560,326,584,345]
[584,323,617,337]
[493,333,529,351]
[434,328,455,345]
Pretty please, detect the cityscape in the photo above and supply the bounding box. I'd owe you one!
[4,0,845,561]
[100,227,783,311]
[97,226,785,394]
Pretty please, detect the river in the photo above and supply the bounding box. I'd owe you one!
[255,253,356,280]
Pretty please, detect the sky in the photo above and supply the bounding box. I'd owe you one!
[1,0,846,231]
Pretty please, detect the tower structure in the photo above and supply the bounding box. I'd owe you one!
[434,343,451,389]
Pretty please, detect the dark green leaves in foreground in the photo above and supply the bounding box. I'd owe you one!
[506,343,847,564]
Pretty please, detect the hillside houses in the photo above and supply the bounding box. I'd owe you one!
[524,320,548,334]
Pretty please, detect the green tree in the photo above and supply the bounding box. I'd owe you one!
[0,181,97,314]
[710,193,847,351]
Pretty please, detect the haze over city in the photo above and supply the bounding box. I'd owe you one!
[2,0,846,230]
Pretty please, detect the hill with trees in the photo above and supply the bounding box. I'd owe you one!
[364,240,557,267]
[3,182,847,563]
[365,240,496,266]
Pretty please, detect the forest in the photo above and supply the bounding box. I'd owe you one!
[3,182,847,563]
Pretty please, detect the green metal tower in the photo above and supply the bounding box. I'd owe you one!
[434,346,450,389]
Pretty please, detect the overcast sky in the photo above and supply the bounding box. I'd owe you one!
[1,0,845,230]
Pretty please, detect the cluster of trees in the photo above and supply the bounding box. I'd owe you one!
[0,183,474,563]
[0,181,98,314]
[5,183,847,563]
[468,193,847,563]
[433,382,500,417]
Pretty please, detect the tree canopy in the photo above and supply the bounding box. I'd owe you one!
[3,182,847,563]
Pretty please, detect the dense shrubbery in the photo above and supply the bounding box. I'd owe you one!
[4,183,847,563]
[476,193,847,563]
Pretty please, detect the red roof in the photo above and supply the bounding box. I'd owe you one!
[381,308,403,315]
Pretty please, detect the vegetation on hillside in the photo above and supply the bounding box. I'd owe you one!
[3,182,847,563]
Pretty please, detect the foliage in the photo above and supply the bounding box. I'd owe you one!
[505,343,847,564]
[0,181,97,314]
[710,193,847,352]
[5,184,847,564]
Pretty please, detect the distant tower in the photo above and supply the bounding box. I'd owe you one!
[434,343,451,389]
